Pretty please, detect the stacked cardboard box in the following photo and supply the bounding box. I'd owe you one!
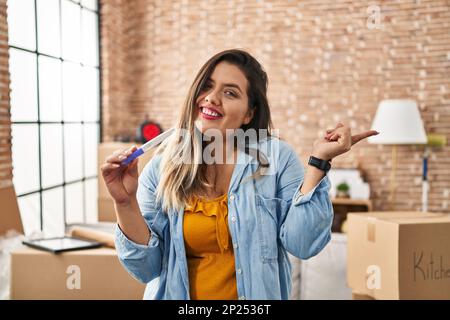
[1,185,146,299]
[10,247,145,299]
[0,186,23,235]
[347,211,450,300]
[0,186,24,299]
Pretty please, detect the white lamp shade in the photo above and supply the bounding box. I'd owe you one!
[368,99,427,145]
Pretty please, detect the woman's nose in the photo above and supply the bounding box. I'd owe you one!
[205,90,220,105]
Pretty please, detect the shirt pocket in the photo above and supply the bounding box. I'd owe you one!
[255,194,288,263]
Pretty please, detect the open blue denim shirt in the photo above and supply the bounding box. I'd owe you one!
[114,137,333,300]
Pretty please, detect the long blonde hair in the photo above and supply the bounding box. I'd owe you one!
[155,49,273,213]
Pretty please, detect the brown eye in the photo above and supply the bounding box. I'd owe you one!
[225,90,237,97]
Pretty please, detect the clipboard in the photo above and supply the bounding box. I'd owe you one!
[22,236,102,254]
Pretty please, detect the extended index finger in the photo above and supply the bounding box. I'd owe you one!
[351,130,379,145]
[106,146,137,163]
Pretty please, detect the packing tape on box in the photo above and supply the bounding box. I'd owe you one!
[367,217,376,243]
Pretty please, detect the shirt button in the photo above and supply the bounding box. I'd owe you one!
[233,243,238,249]
[237,268,242,274]
[231,216,236,223]
[239,296,246,300]
[229,194,235,201]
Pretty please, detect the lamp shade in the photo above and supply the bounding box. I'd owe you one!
[368,99,427,145]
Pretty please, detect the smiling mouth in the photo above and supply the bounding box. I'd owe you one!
[199,107,223,119]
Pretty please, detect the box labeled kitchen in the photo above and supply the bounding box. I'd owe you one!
[347,211,450,300]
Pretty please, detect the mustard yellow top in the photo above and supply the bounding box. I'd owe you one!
[183,193,238,300]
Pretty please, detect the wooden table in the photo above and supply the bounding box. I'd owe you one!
[331,198,372,232]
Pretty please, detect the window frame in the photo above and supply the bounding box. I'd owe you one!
[8,0,102,235]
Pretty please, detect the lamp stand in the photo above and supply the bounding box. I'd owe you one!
[422,147,429,213]
[388,145,397,210]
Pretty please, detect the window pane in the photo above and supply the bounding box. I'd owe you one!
[61,0,81,62]
[81,0,97,11]
[62,61,82,121]
[9,48,38,122]
[38,55,62,121]
[42,187,64,237]
[82,66,99,121]
[17,193,41,236]
[84,123,98,177]
[85,178,98,223]
[65,182,84,224]
[11,124,40,195]
[36,0,60,57]
[81,9,98,67]
[7,0,36,50]
[64,124,83,182]
[41,124,63,188]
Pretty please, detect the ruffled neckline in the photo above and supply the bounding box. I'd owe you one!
[197,193,228,202]
[185,193,230,253]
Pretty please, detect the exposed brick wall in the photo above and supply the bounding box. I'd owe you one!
[0,0,12,189]
[105,0,449,213]
[99,0,133,142]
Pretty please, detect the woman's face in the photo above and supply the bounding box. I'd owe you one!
[195,62,254,137]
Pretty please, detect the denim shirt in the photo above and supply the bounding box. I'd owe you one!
[114,137,334,300]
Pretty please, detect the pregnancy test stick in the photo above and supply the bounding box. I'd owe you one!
[121,128,175,166]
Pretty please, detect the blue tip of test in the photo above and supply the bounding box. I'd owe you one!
[121,148,144,166]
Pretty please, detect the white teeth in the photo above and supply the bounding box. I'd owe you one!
[201,108,221,117]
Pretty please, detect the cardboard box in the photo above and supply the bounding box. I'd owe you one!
[98,142,155,221]
[2,185,145,300]
[351,291,375,300]
[347,211,450,300]
[11,247,145,299]
[0,186,24,300]
[0,186,23,235]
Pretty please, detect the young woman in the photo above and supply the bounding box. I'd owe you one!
[101,49,378,300]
